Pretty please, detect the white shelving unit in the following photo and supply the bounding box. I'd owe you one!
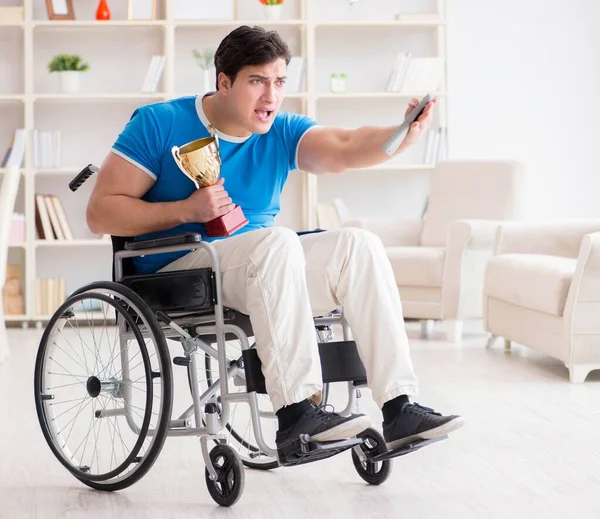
[1,0,447,325]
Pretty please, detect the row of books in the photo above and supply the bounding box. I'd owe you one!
[385,54,443,93]
[1,129,25,168]
[36,278,66,316]
[421,127,447,164]
[142,55,166,93]
[33,130,61,168]
[2,129,62,168]
[35,193,75,241]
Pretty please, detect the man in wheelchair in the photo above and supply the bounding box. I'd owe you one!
[86,26,463,459]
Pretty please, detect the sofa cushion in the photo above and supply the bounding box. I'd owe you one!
[386,246,445,287]
[485,254,576,316]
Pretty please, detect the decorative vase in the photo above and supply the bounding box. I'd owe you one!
[96,0,110,21]
[59,71,80,94]
[264,4,282,21]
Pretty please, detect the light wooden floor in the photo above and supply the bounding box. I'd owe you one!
[2,322,600,519]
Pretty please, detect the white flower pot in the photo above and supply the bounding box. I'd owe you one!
[58,71,81,94]
[264,4,282,21]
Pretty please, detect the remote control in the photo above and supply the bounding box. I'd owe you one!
[382,93,433,156]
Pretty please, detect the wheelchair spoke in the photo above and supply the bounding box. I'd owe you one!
[65,318,100,374]
[51,337,91,377]
[48,356,88,382]
[51,395,90,422]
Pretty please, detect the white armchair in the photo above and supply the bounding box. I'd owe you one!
[483,221,600,383]
[345,160,524,342]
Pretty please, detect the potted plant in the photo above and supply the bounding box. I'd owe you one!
[260,0,284,21]
[192,48,215,93]
[47,54,89,94]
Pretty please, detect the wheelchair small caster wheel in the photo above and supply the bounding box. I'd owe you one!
[205,444,245,507]
[351,428,392,485]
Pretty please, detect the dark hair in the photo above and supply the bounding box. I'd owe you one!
[214,25,291,89]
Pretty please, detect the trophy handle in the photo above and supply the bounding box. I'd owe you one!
[171,145,199,189]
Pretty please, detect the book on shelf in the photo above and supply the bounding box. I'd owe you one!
[34,193,74,241]
[35,278,66,316]
[9,213,26,244]
[33,129,61,168]
[1,129,25,168]
[286,57,305,94]
[394,13,441,22]
[142,55,166,93]
[422,127,447,165]
[385,54,443,94]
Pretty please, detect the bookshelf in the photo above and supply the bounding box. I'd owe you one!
[1,0,448,325]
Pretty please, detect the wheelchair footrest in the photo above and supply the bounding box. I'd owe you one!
[370,434,448,463]
[278,435,363,467]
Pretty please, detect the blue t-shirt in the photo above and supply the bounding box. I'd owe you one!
[112,95,319,274]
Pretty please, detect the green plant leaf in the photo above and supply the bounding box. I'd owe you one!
[47,53,90,73]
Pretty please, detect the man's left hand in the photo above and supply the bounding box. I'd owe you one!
[401,97,437,148]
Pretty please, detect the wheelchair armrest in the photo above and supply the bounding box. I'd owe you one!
[296,228,326,236]
[123,232,202,251]
[114,232,206,271]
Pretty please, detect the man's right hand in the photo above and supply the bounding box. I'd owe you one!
[182,178,236,223]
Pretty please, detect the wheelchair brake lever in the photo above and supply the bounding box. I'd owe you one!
[156,311,192,340]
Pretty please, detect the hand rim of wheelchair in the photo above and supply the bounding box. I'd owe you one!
[34,282,174,489]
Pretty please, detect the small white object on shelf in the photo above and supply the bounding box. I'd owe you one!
[264,4,283,21]
[173,0,234,21]
[329,73,347,93]
[141,55,166,93]
[128,0,156,21]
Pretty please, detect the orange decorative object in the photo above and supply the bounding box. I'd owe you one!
[259,0,284,4]
[96,0,110,20]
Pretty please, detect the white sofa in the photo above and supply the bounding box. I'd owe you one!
[346,160,524,342]
[483,221,600,383]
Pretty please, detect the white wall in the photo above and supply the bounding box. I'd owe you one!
[447,0,600,220]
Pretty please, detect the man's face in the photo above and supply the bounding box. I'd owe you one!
[224,58,287,134]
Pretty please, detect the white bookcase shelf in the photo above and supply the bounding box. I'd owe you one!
[174,20,306,28]
[34,239,111,247]
[32,20,168,28]
[315,20,444,27]
[32,93,167,101]
[1,0,447,325]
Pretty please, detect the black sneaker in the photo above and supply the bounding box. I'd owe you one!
[276,403,370,447]
[383,403,464,450]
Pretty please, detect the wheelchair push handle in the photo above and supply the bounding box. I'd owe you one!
[69,164,99,192]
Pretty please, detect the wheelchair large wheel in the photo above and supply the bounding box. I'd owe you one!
[34,281,173,491]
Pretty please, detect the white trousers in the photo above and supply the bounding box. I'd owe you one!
[160,227,418,411]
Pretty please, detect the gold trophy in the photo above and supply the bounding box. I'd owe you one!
[171,131,248,237]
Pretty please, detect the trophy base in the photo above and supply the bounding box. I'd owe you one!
[205,205,249,237]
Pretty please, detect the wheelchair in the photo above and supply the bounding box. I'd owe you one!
[33,165,443,507]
